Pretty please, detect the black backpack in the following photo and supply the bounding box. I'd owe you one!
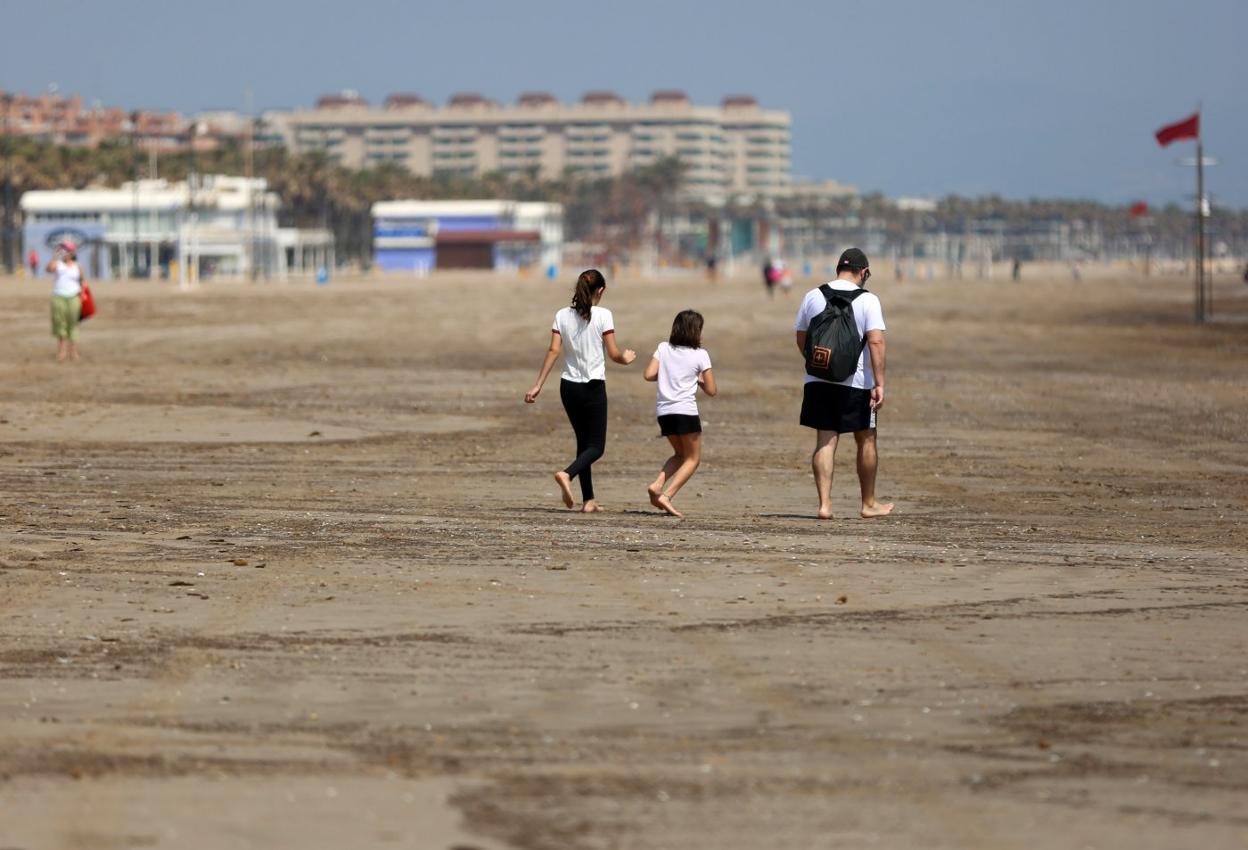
[804,285,866,381]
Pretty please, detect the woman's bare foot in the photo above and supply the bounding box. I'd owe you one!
[655,493,683,518]
[553,471,574,509]
[581,501,602,513]
[647,483,663,508]
[816,505,834,520]
[861,501,895,518]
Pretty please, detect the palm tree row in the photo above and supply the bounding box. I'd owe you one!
[3,137,689,261]
[6,136,1243,261]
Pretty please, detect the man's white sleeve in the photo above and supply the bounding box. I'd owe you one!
[794,294,816,331]
[866,297,886,333]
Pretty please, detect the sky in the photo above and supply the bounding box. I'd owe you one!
[3,0,1245,207]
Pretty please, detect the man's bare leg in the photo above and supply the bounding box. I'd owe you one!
[648,436,683,508]
[554,471,575,509]
[854,429,894,518]
[812,430,838,519]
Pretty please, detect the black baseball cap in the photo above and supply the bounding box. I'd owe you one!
[837,248,869,272]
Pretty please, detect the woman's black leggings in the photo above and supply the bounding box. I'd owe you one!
[559,378,607,502]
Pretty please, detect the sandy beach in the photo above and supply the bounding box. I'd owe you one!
[0,266,1245,849]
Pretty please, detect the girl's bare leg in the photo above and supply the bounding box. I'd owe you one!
[648,435,683,507]
[553,471,575,509]
[661,433,702,505]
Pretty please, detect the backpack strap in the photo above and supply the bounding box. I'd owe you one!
[819,284,868,303]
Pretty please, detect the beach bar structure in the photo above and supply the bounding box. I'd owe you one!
[20,176,334,282]
[371,200,562,273]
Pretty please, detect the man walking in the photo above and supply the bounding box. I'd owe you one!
[794,248,894,519]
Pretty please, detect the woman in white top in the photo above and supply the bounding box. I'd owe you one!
[46,241,85,362]
[525,269,636,512]
[643,310,716,517]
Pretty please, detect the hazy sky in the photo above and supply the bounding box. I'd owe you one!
[3,0,1245,206]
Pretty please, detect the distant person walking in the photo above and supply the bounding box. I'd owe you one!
[762,257,777,298]
[775,258,792,295]
[28,248,39,278]
[643,310,716,518]
[47,241,85,362]
[793,248,893,519]
[525,269,636,512]
[704,253,718,282]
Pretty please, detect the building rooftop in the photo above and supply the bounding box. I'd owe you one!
[21,176,279,213]
[372,199,562,219]
[384,93,427,109]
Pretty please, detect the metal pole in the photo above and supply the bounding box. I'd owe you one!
[245,88,256,280]
[131,112,140,279]
[188,129,197,285]
[1196,137,1206,322]
[2,93,14,275]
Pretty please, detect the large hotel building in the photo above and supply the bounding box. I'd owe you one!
[281,91,792,201]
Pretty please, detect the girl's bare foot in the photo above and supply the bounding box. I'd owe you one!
[553,471,574,509]
[647,484,663,508]
[581,501,602,513]
[816,505,834,520]
[655,494,683,518]
[861,501,895,518]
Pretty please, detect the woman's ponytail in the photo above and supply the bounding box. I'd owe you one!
[571,268,606,321]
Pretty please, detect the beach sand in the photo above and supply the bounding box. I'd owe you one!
[0,267,1245,849]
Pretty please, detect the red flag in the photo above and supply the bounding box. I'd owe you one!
[1155,112,1199,146]
[1129,201,1149,217]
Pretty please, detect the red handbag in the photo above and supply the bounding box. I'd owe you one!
[79,283,96,321]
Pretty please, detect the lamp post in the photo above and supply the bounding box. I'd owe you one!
[1,92,14,275]
[131,110,141,279]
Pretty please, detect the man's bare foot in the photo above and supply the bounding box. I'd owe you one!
[861,501,895,518]
[647,484,663,508]
[581,501,602,513]
[816,504,833,520]
[553,471,574,509]
[655,494,683,518]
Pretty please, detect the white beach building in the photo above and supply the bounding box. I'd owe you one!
[21,175,334,283]
[371,199,562,273]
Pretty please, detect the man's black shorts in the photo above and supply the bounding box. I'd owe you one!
[800,382,876,433]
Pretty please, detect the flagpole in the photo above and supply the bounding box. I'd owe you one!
[1195,104,1207,323]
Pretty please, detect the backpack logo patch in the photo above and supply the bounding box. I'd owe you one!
[811,346,832,369]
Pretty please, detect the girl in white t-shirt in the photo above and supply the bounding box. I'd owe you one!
[525,269,636,513]
[642,310,716,518]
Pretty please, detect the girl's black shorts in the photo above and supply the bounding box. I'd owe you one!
[658,414,702,436]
